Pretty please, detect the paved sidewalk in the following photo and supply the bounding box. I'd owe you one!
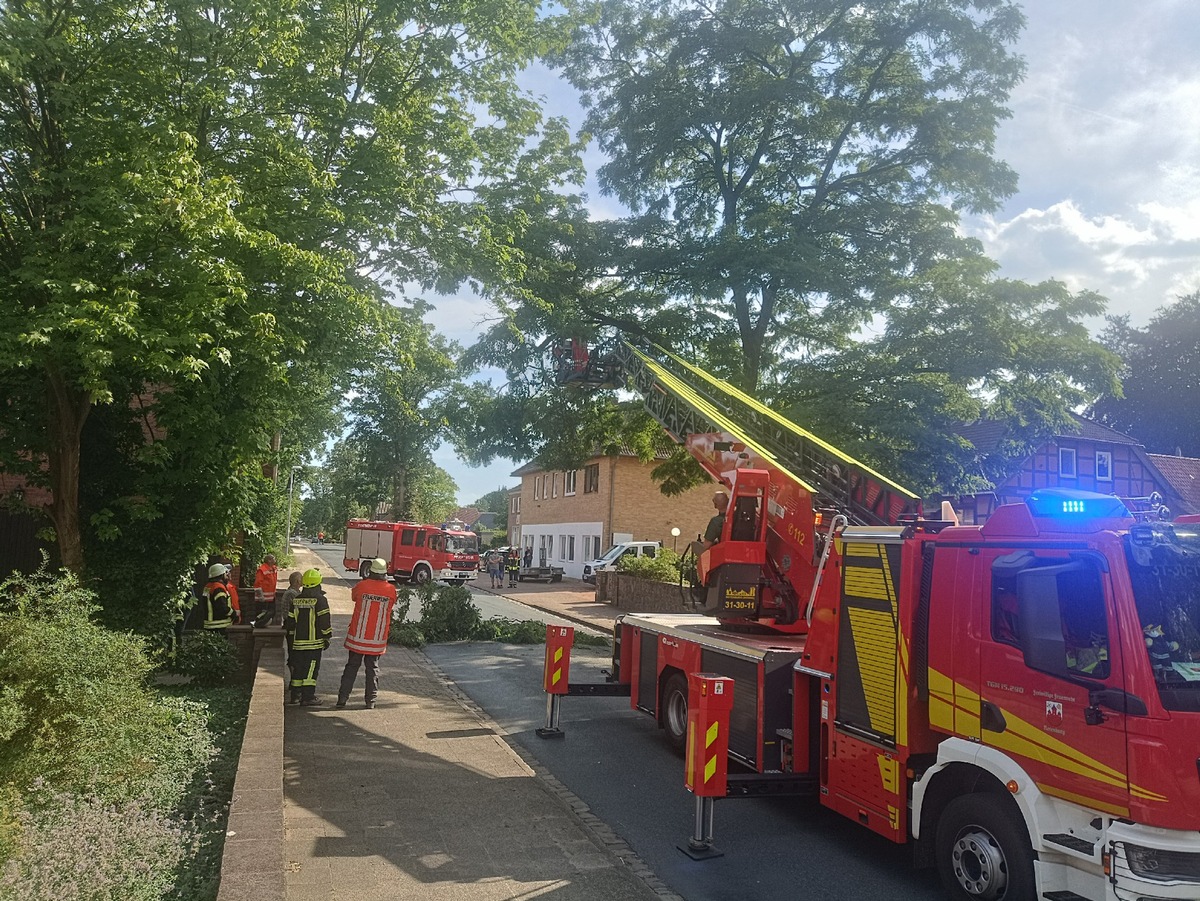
[282,548,664,901]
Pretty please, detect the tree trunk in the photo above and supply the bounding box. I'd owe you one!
[45,367,91,573]
[391,466,408,521]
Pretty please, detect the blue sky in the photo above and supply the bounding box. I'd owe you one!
[432,1,1200,507]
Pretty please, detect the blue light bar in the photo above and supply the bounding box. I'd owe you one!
[1027,489,1130,520]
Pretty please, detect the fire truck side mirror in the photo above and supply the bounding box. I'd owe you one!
[1016,565,1073,679]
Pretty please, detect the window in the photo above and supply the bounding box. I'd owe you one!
[584,463,599,494]
[1059,447,1077,478]
[552,473,559,498]
[1096,450,1112,482]
[535,476,542,499]
[559,535,566,559]
[990,551,1110,679]
[401,529,415,546]
[511,495,520,514]
[568,535,575,561]
[415,530,426,547]
[564,470,577,495]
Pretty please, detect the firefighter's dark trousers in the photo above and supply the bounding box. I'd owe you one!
[338,652,381,705]
[289,648,323,702]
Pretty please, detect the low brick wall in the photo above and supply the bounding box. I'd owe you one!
[595,571,691,613]
[217,634,286,901]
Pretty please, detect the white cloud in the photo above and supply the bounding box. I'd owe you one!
[965,1,1200,324]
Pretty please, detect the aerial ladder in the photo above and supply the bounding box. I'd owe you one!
[554,338,922,634]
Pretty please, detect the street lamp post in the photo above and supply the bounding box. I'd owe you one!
[283,466,301,556]
[671,526,681,552]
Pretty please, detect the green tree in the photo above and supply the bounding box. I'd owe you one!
[557,0,1027,393]
[0,0,570,620]
[340,304,463,520]
[1091,293,1200,457]
[461,0,1119,497]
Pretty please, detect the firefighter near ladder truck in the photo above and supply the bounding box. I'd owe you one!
[545,338,1200,901]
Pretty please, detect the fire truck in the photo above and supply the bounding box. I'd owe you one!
[558,339,1200,901]
[343,519,479,585]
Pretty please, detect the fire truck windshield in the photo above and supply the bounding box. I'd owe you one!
[444,533,477,555]
[1125,523,1200,711]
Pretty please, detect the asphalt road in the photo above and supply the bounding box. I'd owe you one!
[306,541,944,900]
[426,642,945,901]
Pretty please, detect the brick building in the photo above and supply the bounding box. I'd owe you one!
[509,450,718,580]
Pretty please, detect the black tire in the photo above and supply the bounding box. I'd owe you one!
[359,560,371,578]
[412,565,432,586]
[935,793,1035,901]
[661,672,689,753]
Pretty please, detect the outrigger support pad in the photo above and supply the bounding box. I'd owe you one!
[678,796,723,860]
[536,693,565,739]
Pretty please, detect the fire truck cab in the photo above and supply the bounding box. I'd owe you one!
[343,519,479,585]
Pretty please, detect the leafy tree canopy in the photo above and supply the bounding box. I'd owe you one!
[461,0,1120,497]
[0,0,574,627]
[1091,293,1200,457]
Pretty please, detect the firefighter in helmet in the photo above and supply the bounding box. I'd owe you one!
[286,568,333,706]
[202,562,241,632]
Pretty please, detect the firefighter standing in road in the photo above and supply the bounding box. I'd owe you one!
[506,548,520,587]
[202,563,241,632]
[253,553,279,624]
[336,558,397,709]
[286,569,333,706]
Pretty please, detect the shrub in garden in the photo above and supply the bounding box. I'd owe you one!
[168,631,240,686]
[617,547,684,583]
[0,565,210,806]
[416,584,481,643]
[1,783,188,901]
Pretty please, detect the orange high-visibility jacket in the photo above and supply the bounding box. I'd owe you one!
[254,563,278,600]
[203,580,235,629]
[345,577,398,656]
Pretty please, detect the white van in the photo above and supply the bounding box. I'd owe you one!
[581,541,661,583]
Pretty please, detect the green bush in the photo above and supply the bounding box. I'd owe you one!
[416,584,481,643]
[617,547,684,583]
[389,621,426,648]
[0,565,209,807]
[1,784,189,901]
[168,631,240,686]
[471,617,547,644]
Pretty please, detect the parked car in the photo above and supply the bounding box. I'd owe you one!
[581,541,661,584]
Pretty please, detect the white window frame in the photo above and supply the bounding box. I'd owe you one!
[564,470,577,496]
[1095,450,1112,482]
[534,475,541,500]
[568,535,575,561]
[1059,447,1077,479]
[552,473,559,498]
[559,534,566,559]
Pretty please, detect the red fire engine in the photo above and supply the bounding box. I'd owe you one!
[560,339,1200,901]
[343,519,479,585]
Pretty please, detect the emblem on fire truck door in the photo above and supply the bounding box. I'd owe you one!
[1045,700,1063,727]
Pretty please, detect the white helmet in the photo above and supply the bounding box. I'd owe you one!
[207,563,226,579]
[369,558,387,575]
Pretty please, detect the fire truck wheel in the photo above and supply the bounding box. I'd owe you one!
[935,793,1034,901]
[661,672,689,752]
[412,565,432,585]
[359,560,371,578]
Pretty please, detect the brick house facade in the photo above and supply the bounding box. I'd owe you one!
[509,451,718,580]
